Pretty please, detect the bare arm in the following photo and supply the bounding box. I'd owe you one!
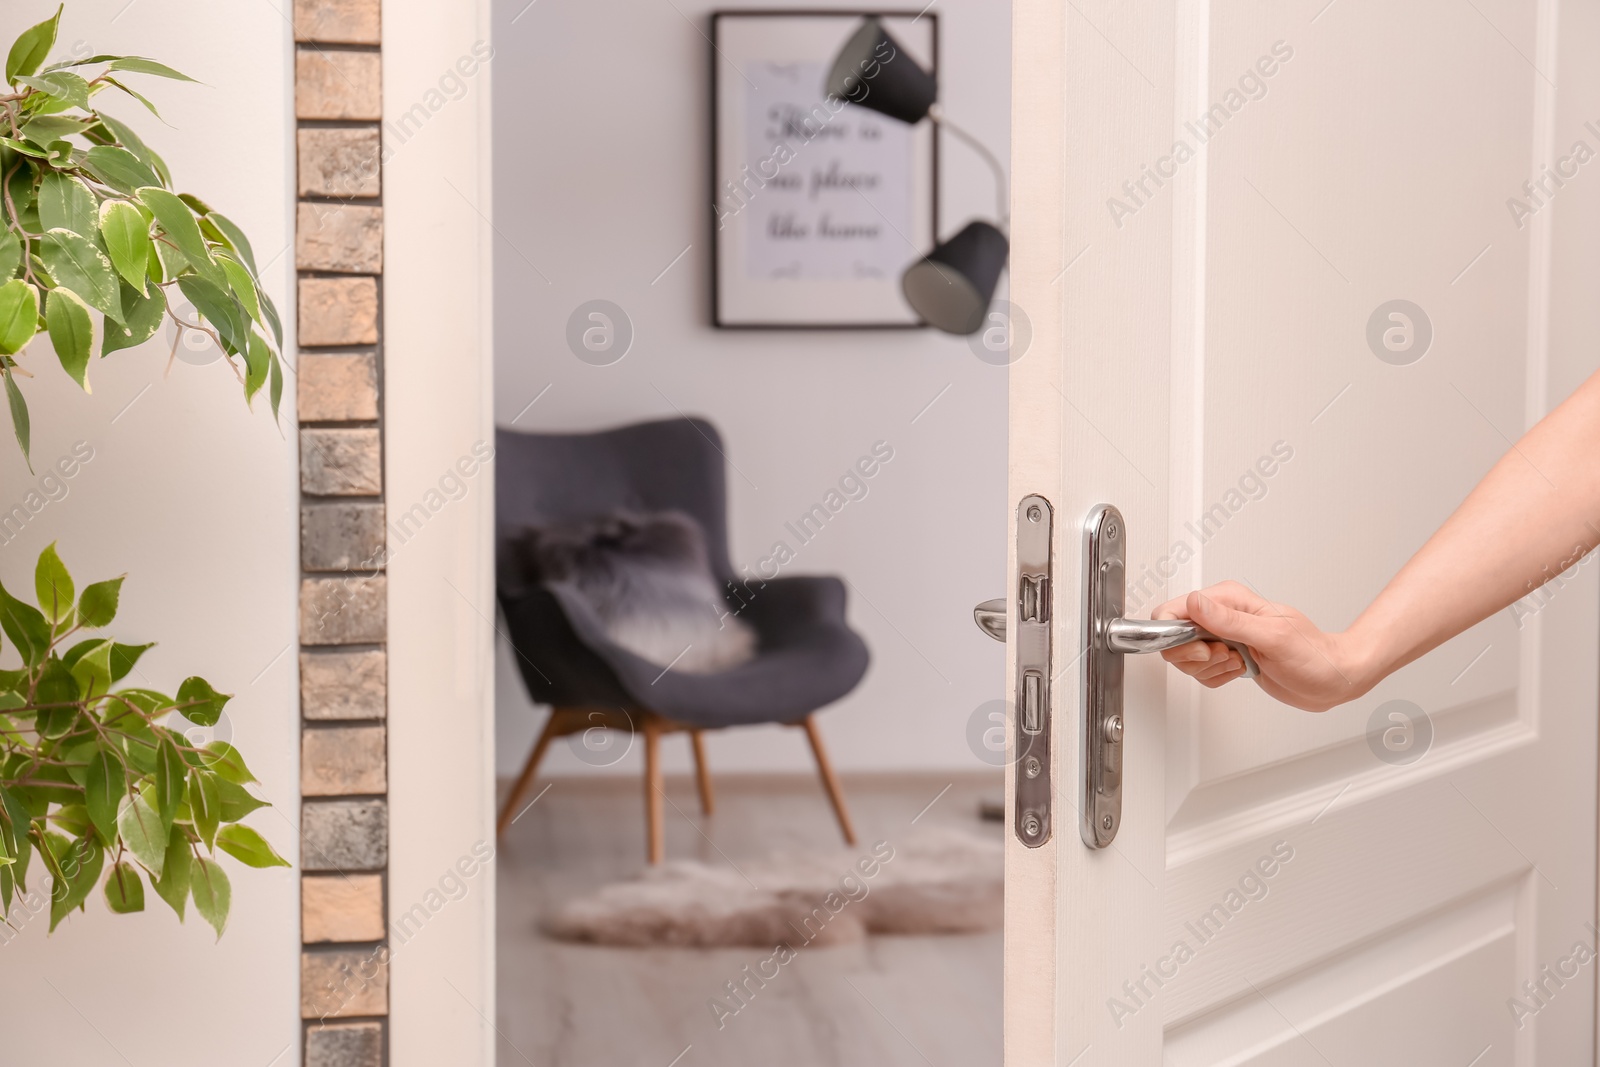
[1154,368,1600,711]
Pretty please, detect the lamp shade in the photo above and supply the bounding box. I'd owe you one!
[900,221,1010,335]
[824,19,936,124]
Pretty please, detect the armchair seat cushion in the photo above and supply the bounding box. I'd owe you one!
[501,575,868,728]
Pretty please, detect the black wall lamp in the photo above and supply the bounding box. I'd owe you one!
[825,18,1009,336]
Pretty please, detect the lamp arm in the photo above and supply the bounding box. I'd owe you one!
[928,104,1009,230]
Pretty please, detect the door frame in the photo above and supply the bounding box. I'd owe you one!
[383,0,498,1063]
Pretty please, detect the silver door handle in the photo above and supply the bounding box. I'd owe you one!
[973,598,1006,642]
[972,598,1258,679]
[1105,619,1259,678]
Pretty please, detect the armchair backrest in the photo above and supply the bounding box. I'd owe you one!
[495,417,734,580]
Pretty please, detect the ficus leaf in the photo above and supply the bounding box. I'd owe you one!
[19,113,89,144]
[80,145,161,196]
[33,657,79,738]
[0,135,49,159]
[39,229,124,325]
[188,768,219,850]
[17,70,90,111]
[95,112,158,169]
[25,763,80,804]
[103,860,145,913]
[68,639,112,701]
[47,834,103,932]
[214,778,268,823]
[175,676,228,727]
[51,804,92,842]
[61,741,96,786]
[34,543,74,625]
[101,281,165,356]
[176,275,249,355]
[151,826,189,919]
[117,716,160,776]
[5,5,62,84]
[0,278,40,355]
[1,789,32,893]
[217,253,260,326]
[137,187,225,288]
[100,75,163,120]
[202,742,256,785]
[98,200,152,295]
[259,288,283,350]
[44,54,126,72]
[84,747,124,846]
[36,172,96,239]
[268,349,283,421]
[45,287,95,392]
[154,736,184,831]
[78,575,124,628]
[190,855,229,938]
[61,637,99,670]
[215,825,289,869]
[205,212,257,275]
[116,793,165,879]
[0,230,21,280]
[0,580,51,667]
[109,57,198,84]
[244,331,269,405]
[2,366,27,465]
[109,641,153,683]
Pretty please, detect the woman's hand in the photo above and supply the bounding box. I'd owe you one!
[1152,581,1375,712]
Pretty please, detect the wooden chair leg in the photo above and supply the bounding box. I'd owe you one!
[801,715,856,846]
[690,730,715,815]
[644,717,665,864]
[496,709,563,837]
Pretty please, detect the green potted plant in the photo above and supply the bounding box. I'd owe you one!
[0,4,289,937]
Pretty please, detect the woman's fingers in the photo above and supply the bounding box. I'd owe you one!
[1198,663,1247,688]
[1160,640,1212,665]
[1186,584,1284,655]
[1163,641,1235,678]
[1194,652,1244,681]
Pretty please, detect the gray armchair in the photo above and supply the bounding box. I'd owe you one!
[494,418,870,862]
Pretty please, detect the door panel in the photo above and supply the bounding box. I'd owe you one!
[1006,0,1600,1061]
[1167,881,1518,1065]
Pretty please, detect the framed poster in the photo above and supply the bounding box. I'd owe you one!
[711,10,939,329]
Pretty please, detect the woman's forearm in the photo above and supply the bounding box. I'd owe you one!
[1345,370,1600,687]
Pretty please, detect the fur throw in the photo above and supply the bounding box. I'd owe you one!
[512,510,757,674]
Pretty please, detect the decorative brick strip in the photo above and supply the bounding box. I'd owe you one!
[294,2,388,1065]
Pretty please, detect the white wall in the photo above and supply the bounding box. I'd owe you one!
[492,0,1012,777]
[0,2,299,1063]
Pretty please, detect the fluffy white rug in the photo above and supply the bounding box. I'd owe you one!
[544,827,1003,948]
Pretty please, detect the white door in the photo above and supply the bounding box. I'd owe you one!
[1005,0,1600,1063]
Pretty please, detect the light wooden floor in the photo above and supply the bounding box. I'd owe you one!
[495,771,1004,1067]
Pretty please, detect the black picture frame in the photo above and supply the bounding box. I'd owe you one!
[710,10,941,330]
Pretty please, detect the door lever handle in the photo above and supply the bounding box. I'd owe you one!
[1105,618,1259,678]
[973,601,1257,678]
[973,598,1006,642]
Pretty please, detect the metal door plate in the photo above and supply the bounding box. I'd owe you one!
[1081,504,1125,848]
[1014,495,1053,847]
